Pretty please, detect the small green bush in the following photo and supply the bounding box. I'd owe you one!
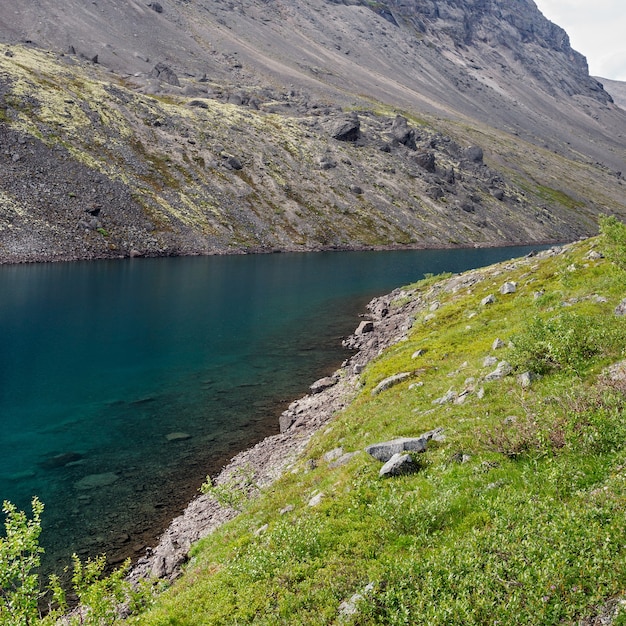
[509,311,608,375]
[599,215,626,269]
[0,498,44,626]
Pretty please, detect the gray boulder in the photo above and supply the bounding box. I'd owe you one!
[492,338,505,350]
[150,63,180,87]
[390,115,417,150]
[371,372,411,396]
[366,428,443,462]
[485,360,512,381]
[466,146,484,163]
[614,298,626,316]
[500,281,517,294]
[332,115,360,142]
[355,320,374,335]
[379,453,419,477]
[413,150,436,172]
[310,376,337,394]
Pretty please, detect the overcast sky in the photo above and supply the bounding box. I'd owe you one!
[533,0,626,81]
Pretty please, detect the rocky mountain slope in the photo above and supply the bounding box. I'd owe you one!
[0,0,625,262]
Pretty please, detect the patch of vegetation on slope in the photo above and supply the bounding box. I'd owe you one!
[127,219,626,625]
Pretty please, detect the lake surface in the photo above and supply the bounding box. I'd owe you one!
[0,245,545,573]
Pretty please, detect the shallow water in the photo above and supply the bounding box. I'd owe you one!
[0,245,545,572]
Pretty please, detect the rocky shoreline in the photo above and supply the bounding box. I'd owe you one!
[128,244,567,584]
[128,275,432,584]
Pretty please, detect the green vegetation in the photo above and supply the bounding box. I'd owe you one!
[3,220,626,624]
[0,498,151,625]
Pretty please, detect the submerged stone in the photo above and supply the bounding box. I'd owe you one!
[75,472,119,490]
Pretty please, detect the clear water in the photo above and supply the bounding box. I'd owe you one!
[0,245,544,572]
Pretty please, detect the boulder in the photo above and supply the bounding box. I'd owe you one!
[466,146,484,163]
[614,298,626,316]
[485,361,512,381]
[225,155,243,170]
[371,372,411,396]
[331,115,360,142]
[317,155,337,170]
[483,355,498,367]
[355,320,374,334]
[147,2,163,12]
[500,281,517,294]
[188,99,209,109]
[149,63,180,87]
[323,447,344,463]
[310,376,337,394]
[308,492,324,507]
[413,150,436,172]
[39,451,83,469]
[481,294,495,306]
[390,115,416,150]
[165,432,191,441]
[365,428,443,462]
[329,452,357,469]
[492,338,505,350]
[379,453,419,477]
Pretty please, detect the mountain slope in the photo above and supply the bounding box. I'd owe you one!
[0,0,625,262]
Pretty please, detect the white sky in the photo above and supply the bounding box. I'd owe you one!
[533,0,626,81]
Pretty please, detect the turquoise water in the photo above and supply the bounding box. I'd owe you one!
[0,245,544,571]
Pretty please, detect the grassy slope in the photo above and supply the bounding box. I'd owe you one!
[125,234,626,625]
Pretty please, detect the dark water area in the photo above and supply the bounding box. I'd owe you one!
[0,244,547,573]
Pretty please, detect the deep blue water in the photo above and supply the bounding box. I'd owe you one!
[0,245,545,571]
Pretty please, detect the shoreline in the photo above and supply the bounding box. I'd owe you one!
[128,277,430,583]
[0,238,567,267]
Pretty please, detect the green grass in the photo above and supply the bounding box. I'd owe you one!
[125,233,626,625]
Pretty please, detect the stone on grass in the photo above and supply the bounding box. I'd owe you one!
[518,371,537,388]
[481,294,495,306]
[329,452,357,469]
[308,492,324,507]
[339,582,375,620]
[500,281,517,295]
[485,361,512,381]
[615,298,626,316]
[411,349,425,359]
[323,447,344,463]
[371,372,411,396]
[483,355,498,368]
[365,428,443,462]
[379,453,419,477]
[432,388,456,405]
[492,338,505,350]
